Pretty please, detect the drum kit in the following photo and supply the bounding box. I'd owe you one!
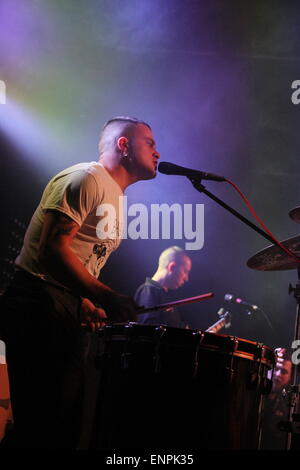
[89,207,300,451]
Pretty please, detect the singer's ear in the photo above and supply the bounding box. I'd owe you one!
[167,261,176,273]
[117,136,129,153]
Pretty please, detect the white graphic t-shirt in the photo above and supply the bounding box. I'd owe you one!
[16,162,124,284]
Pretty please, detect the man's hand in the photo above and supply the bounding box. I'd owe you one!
[80,297,107,332]
[102,293,139,322]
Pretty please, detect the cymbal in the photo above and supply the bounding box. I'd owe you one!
[247,235,300,271]
[289,207,300,223]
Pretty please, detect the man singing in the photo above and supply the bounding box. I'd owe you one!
[0,116,160,449]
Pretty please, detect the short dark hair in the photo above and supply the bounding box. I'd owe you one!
[158,246,189,269]
[102,116,151,132]
[99,116,151,155]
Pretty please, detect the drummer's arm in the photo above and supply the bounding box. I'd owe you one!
[80,297,107,331]
[38,210,137,321]
[38,210,115,300]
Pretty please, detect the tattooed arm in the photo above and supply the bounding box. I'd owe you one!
[38,210,137,321]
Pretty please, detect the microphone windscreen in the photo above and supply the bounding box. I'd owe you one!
[158,162,186,175]
[158,162,175,174]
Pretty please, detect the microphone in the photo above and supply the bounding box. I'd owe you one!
[224,293,259,311]
[158,162,225,182]
[224,293,274,330]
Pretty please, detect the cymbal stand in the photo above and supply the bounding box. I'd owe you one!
[285,266,300,450]
[187,177,300,449]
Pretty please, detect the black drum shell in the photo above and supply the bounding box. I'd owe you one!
[90,324,275,450]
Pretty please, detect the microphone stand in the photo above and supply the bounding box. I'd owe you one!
[190,178,279,246]
[189,176,300,450]
[285,269,300,450]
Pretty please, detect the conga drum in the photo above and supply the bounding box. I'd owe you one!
[90,324,275,450]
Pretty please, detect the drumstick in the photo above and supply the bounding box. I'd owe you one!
[137,292,214,314]
[81,293,214,327]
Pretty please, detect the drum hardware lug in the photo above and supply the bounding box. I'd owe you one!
[261,347,276,394]
[228,336,239,352]
[226,336,238,381]
[257,343,276,395]
[121,352,133,370]
[153,325,167,374]
[94,328,109,369]
[250,343,266,392]
[225,367,235,381]
[192,330,205,379]
[248,366,269,392]
[121,323,135,370]
[255,343,264,366]
[248,370,258,389]
[262,377,273,395]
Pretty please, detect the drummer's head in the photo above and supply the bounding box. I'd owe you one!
[157,246,192,290]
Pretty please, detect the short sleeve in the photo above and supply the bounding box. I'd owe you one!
[135,284,164,325]
[41,170,100,226]
[134,284,162,309]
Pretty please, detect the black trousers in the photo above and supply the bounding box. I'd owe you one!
[0,270,98,450]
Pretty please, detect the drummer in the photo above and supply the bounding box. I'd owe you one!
[0,116,160,450]
[135,246,192,328]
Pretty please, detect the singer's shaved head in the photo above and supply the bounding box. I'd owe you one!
[98,116,151,156]
[98,115,159,185]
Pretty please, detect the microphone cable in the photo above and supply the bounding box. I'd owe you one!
[225,178,300,264]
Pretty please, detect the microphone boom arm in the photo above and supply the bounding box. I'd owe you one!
[189,177,277,246]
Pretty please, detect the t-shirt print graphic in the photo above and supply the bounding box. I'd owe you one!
[83,240,117,278]
[93,243,107,260]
